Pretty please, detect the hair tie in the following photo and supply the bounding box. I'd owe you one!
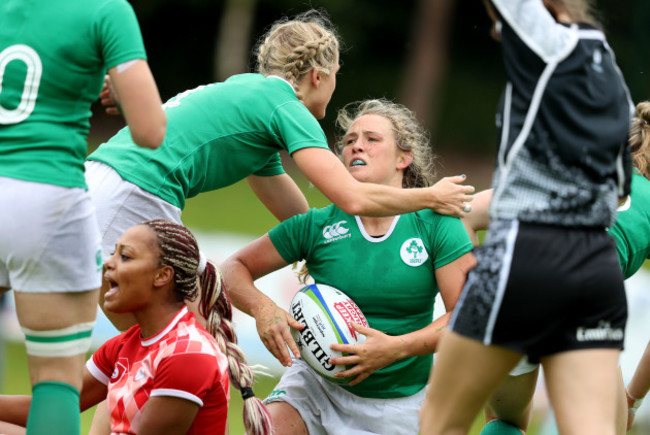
[197,251,207,275]
[241,386,255,400]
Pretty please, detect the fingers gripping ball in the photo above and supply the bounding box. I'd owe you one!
[289,283,368,383]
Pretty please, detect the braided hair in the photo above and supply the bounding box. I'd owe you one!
[256,9,340,101]
[142,220,272,435]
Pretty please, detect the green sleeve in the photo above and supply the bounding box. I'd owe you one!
[270,102,330,155]
[268,211,315,263]
[252,153,285,177]
[430,216,473,269]
[94,0,147,69]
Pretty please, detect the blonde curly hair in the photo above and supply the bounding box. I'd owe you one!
[256,10,340,101]
[629,101,650,179]
[334,99,436,189]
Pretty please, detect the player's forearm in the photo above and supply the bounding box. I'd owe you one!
[628,341,650,401]
[393,314,451,359]
[0,395,31,427]
[346,183,430,217]
[247,174,309,221]
[341,178,471,218]
[221,259,271,318]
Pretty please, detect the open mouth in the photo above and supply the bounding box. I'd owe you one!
[104,276,119,299]
[350,159,366,167]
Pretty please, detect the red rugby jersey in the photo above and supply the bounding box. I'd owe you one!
[87,307,230,434]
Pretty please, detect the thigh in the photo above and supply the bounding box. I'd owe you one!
[14,291,98,332]
[542,349,620,435]
[421,331,523,434]
[485,366,539,430]
[14,290,98,388]
[267,402,308,435]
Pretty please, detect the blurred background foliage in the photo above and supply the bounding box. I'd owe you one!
[90,0,650,155]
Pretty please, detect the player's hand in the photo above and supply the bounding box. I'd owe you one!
[254,300,304,367]
[627,409,636,431]
[99,74,121,116]
[329,323,402,386]
[429,175,475,217]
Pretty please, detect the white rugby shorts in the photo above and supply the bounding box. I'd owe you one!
[85,161,182,261]
[264,359,426,435]
[0,177,102,292]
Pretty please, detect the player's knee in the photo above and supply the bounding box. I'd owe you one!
[22,321,95,357]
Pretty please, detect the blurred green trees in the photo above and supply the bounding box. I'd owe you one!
[90,0,648,158]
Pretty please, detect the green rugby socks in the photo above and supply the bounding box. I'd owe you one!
[26,381,80,435]
[480,419,523,435]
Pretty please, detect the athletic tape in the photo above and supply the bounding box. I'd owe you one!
[22,321,95,357]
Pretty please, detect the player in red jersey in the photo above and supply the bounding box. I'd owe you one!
[0,220,271,435]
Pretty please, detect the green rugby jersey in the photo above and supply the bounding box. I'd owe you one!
[0,0,146,188]
[269,205,473,398]
[89,74,330,209]
[610,172,650,278]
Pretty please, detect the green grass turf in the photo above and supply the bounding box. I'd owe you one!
[182,172,331,236]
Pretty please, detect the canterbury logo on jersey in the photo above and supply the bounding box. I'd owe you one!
[322,220,351,244]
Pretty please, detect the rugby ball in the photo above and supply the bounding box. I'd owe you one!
[289,283,368,383]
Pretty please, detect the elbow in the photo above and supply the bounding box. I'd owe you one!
[130,114,167,150]
[335,196,365,216]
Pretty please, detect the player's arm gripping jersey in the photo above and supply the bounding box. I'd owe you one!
[0,0,147,189]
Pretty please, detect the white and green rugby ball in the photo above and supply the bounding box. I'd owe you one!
[290,283,368,383]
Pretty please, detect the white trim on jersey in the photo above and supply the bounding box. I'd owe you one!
[494,60,559,207]
[496,83,512,170]
[141,306,188,346]
[151,388,204,406]
[86,358,111,385]
[576,29,606,41]
[484,220,519,345]
[354,215,400,243]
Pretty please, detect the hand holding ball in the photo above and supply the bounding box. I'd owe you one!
[289,284,368,383]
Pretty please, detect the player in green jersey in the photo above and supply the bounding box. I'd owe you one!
[221,99,476,434]
[86,10,475,333]
[0,1,166,434]
[458,101,650,435]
